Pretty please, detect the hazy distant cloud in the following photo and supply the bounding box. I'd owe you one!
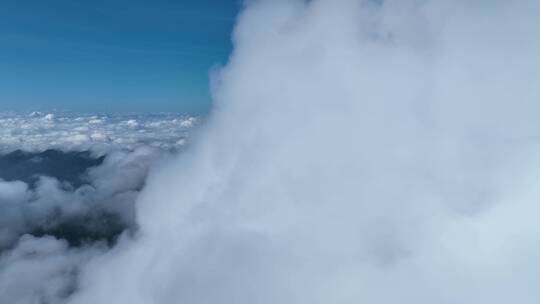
[0,112,197,154]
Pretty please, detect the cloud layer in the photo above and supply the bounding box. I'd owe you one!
[0,112,197,154]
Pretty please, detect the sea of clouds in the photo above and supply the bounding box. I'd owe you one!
[0,112,196,154]
[3,0,540,303]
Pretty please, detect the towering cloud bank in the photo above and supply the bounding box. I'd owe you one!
[21,0,540,303]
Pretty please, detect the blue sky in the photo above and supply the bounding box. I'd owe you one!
[0,0,240,113]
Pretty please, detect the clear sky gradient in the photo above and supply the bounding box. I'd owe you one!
[0,0,239,113]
